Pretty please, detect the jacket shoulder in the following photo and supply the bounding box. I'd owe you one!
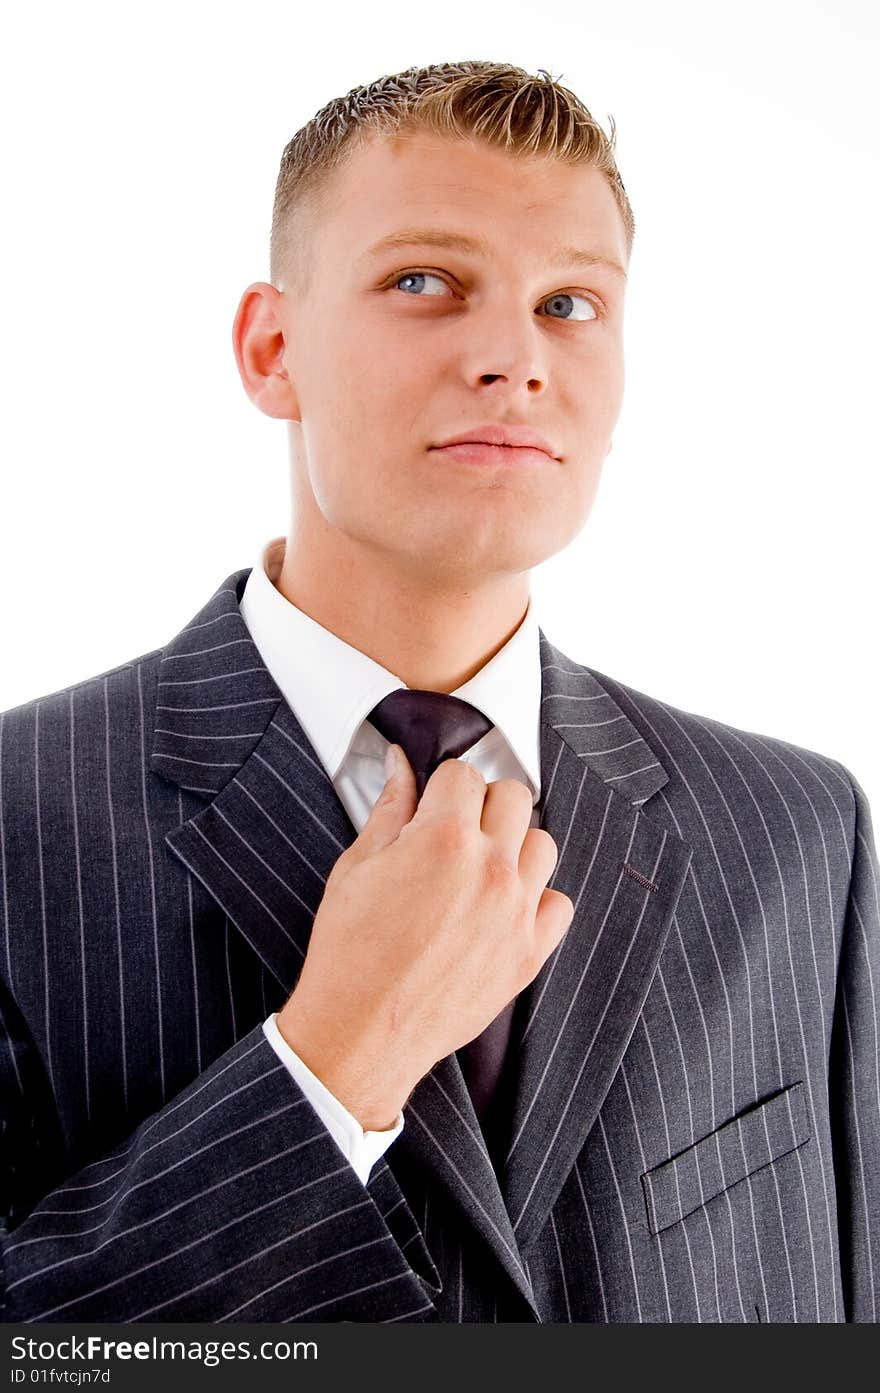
[0,646,164,726]
[0,648,165,832]
[585,662,858,840]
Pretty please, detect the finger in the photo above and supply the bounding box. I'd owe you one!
[479,779,537,863]
[414,755,489,824]
[517,826,561,898]
[351,743,418,859]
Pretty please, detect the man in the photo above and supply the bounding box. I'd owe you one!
[0,60,877,1324]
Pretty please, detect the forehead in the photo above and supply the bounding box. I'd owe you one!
[315,129,629,268]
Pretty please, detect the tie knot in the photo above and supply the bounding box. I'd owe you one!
[367,689,494,799]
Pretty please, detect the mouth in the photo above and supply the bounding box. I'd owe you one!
[428,442,554,468]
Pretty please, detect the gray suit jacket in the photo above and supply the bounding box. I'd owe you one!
[0,566,877,1322]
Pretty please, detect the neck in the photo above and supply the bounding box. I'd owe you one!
[273,525,531,695]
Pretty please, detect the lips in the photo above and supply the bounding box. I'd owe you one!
[430,441,552,468]
[432,423,559,458]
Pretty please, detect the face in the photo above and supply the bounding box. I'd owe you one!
[243,130,628,588]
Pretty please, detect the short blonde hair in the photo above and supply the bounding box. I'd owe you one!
[269,59,634,292]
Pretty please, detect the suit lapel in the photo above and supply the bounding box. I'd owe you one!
[155,568,336,990]
[499,635,694,1253]
[152,571,693,1303]
[155,569,537,1313]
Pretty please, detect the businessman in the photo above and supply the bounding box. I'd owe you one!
[1,59,878,1323]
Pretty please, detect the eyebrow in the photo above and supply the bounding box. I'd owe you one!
[360,227,628,280]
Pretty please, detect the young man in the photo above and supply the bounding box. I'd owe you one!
[0,61,877,1324]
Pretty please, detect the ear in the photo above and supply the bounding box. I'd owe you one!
[231,282,301,421]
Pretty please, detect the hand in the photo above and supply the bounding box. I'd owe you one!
[277,746,574,1130]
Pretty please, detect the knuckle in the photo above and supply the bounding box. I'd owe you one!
[458,759,486,788]
[518,931,545,979]
[549,888,575,920]
[526,827,559,867]
[430,813,472,855]
[494,777,534,809]
[546,832,562,862]
[530,827,556,853]
[482,850,520,894]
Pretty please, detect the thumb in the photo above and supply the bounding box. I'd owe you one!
[354,743,418,859]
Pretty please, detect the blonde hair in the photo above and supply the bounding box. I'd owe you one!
[269,59,634,292]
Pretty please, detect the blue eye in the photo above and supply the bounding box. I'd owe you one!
[391,271,599,320]
[540,292,597,322]
[394,272,450,297]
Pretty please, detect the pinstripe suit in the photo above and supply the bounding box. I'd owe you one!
[0,564,877,1322]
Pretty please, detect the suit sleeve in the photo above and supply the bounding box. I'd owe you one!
[0,1006,440,1323]
[829,769,880,1322]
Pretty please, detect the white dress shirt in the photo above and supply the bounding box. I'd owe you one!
[239,536,543,1185]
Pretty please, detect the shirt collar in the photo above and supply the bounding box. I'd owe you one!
[239,536,542,798]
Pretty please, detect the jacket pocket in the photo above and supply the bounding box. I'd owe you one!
[640,1081,810,1237]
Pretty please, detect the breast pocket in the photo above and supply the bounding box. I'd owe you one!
[640,1082,810,1237]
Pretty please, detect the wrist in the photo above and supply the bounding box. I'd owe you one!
[275,1002,412,1132]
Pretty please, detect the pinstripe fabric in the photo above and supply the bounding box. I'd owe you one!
[0,566,877,1322]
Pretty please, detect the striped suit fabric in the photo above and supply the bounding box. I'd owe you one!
[0,565,877,1322]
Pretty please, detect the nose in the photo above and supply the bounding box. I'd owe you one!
[460,305,550,396]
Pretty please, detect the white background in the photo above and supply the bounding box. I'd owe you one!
[1,0,877,810]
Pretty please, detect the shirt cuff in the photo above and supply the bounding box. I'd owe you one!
[261,1013,405,1187]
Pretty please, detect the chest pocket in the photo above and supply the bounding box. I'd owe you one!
[640,1081,810,1237]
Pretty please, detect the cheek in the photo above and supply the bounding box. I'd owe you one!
[329,332,415,415]
[585,340,623,393]
[602,344,626,407]
[568,358,624,443]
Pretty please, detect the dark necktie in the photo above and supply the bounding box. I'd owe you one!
[366,689,519,1129]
